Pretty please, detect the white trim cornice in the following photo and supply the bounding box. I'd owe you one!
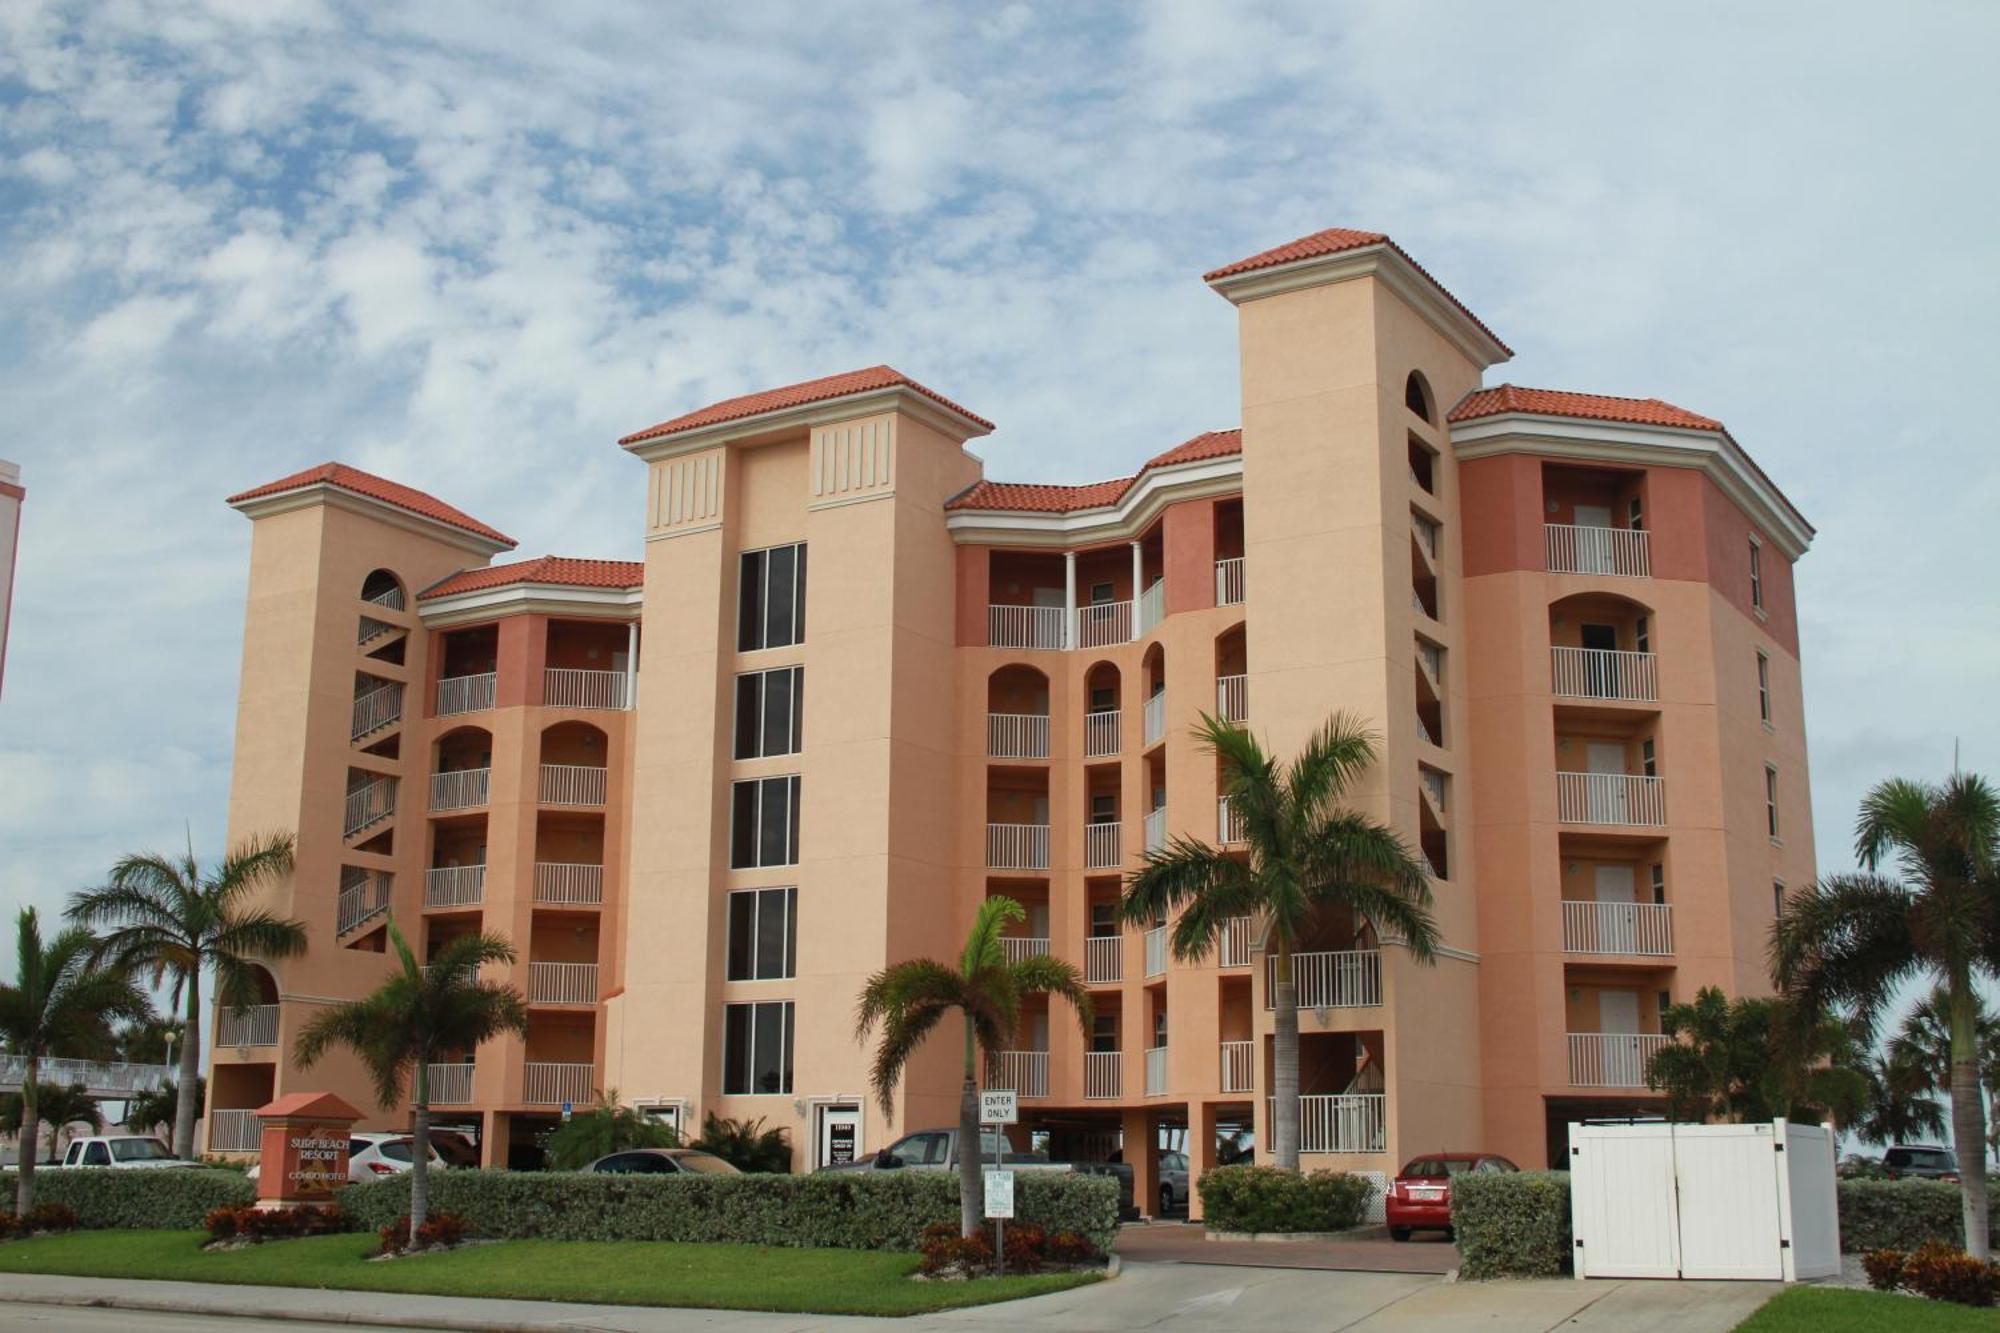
[418,581,642,627]
[1205,243,1512,370]
[230,485,516,558]
[1448,414,1814,559]
[623,386,992,462]
[943,455,1244,547]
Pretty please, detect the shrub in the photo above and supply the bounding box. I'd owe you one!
[0,1169,253,1230]
[1838,1179,2000,1253]
[1045,1229,1097,1265]
[1862,1248,1908,1291]
[1197,1166,1373,1234]
[689,1114,792,1174]
[21,1202,77,1234]
[1901,1240,2000,1307]
[379,1211,470,1256]
[205,1204,347,1243]
[0,1212,17,1241]
[1001,1221,1046,1273]
[1453,1171,1572,1279]
[340,1169,1119,1254]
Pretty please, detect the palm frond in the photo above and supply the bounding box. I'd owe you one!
[1283,712,1379,825]
[960,897,1024,977]
[856,960,967,1041]
[1122,837,1252,934]
[210,832,297,908]
[1006,955,1093,1036]
[865,1002,951,1116]
[1771,874,1922,1026]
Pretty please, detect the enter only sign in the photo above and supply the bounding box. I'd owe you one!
[979,1088,1018,1126]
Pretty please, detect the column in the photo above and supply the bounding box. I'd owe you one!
[1188,1100,1220,1223]
[1122,1106,1160,1221]
[1129,541,1143,642]
[1063,551,1077,651]
[624,621,639,709]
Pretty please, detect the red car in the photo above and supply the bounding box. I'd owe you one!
[1385,1152,1519,1241]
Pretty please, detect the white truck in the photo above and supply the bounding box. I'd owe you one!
[52,1135,201,1169]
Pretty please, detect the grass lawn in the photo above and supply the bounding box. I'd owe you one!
[0,1230,1102,1317]
[1735,1286,2000,1331]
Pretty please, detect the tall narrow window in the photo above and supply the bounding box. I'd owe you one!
[734,666,804,759]
[738,543,807,652]
[1748,539,1764,612]
[1773,879,1786,917]
[1089,793,1117,824]
[730,775,801,869]
[1628,495,1644,530]
[722,1000,793,1095]
[1756,653,1771,724]
[1764,765,1780,839]
[1634,616,1651,655]
[1641,738,1658,778]
[1649,863,1666,904]
[726,887,798,981]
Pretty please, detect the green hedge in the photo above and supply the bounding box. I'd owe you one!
[0,1169,253,1229]
[1196,1166,1373,1234]
[1453,1171,1571,1279]
[1839,1179,1999,1254]
[340,1170,1119,1253]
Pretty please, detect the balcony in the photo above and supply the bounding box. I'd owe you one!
[1218,916,1255,968]
[1218,796,1247,845]
[1145,1045,1168,1097]
[358,614,399,648]
[428,1063,474,1105]
[1220,1040,1254,1094]
[216,1005,279,1048]
[1556,772,1666,827]
[1283,1093,1387,1153]
[1546,524,1650,578]
[1562,901,1674,957]
[1075,600,1134,649]
[1567,1032,1671,1088]
[986,823,1050,871]
[527,961,599,1006]
[544,668,630,711]
[1144,926,1168,978]
[424,865,486,909]
[1216,674,1247,724]
[1551,647,1658,703]
[540,763,607,806]
[988,604,1066,651]
[1143,807,1166,855]
[207,1109,261,1153]
[1085,936,1122,984]
[437,672,497,717]
[535,862,604,907]
[336,868,391,935]
[1137,580,1165,636]
[1000,936,1050,965]
[988,1050,1049,1099]
[1143,692,1166,747]
[351,682,404,740]
[1215,557,1245,607]
[1084,709,1121,758]
[523,1061,594,1106]
[1085,821,1122,870]
[1266,950,1382,1009]
[1085,1051,1121,1099]
[430,767,491,813]
[988,713,1050,760]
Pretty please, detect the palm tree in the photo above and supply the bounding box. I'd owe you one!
[1889,986,2000,1103]
[294,922,526,1242]
[125,1077,203,1140]
[0,908,150,1211]
[1854,1048,1948,1148]
[1644,986,1867,1126]
[856,896,1091,1238]
[544,1090,678,1170]
[67,832,308,1159]
[1,1083,102,1160]
[1121,713,1437,1170]
[1773,773,2000,1258]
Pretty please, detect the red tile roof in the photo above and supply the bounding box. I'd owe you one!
[945,430,1241,514]
[619,365,994,446]
[1449,385,1723,432]
[227,463,516,548]
[420,555,645,600]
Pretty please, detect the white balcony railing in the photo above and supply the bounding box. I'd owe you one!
[429,767,490,812]
[1137,580,1165,636]
[357,615,398,647]
[343,777,396,837]
[216,1004,279,1048]
[336,869,391,935]
[1085,936,1122,984]
[1220,1040,1255,1094]
[535,862,604,907]
[1287,1093,1388,1154]
[1556,772,1666,827]
[988,1050,1049,1099]
[1075,600,1134,649]
[1144,926,1168,978]
[986,823,1050,871]
[436,672,497,717]
[1145,1045,1168,1097]
[1551,647,1659,703]
[1084,709,1121,758]
[1546,523,1651,578]
[428,1063,474,1105]
[1218,796,1247,844]
[424,864,486,908]
[528,961,599,1006]
[364,584,406,612]
[1000,936,1050,965]
[1562,901,1674,956]
[1218,915,1255,968]
[1143,806,1167,855]
[1267,950,1382,1009]
[988,713,1051,759]
[989,604,1067,651]
[540,764,607,806]
[1215,557,1245,607]
[1085,1050,1121,1099]
[523,1061,595,1106]
[1085,821,1122,869]
[207,1109,261,1153]
[1143,691,1166,746]
[1216,673,1247,723]
[1568,1032,1672,1088]
[544,668,631,710]
[350,683,404,740]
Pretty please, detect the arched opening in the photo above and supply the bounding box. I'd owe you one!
[215,962,281,1048]
[434,726,493,773]
[1213,627,1246,724]
[360,568,405,611]
[1084,661,1121,757]
[1141,643,1167,749]
[1549,592,1658,703]
[430,726,493,814]
[539,721,609,806]
[987,665,1051,760]
[1404,370,1434,423]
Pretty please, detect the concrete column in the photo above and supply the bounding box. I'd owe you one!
[1122,1105,1159,1220]
[1129,541,1143,641]
[624,621,639,709]
[1189,1100,1220,1223]
[1063,550,1077,650]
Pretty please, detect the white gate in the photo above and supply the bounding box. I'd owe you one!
[1569,1120,1840,1282]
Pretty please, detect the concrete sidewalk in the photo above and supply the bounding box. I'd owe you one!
[0,1264,1782,1332]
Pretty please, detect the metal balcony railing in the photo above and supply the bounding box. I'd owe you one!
[527,961,599,1006]
[1551,646,1659,703]
[1000,936,1049,965]
[534,862,604,906]
[1215,557,1245,607]
[364,585,406,612]
[1217,796,1247,845]
[1216,674,1247,723]
[986,823,1050,871]
[344,776,397,837]
[1145,1045,1168,1097]
[1567,1033,1671,1088]
[1144,926,1168,978]
[1220,1040,1255,1094]
[350,683,404,740]
[1546,523,1651,578]
[1085,821,1122,870]
[1075,601,1133,649]
[544,668,630,710]
[1143,807,1166,855]
[1085,1051,1121,1099]
[987,713,1050,759]
[429,767,490,812]
[1562,901,1674,956]
[436,672,497,717]
[1143,691,1166,746]
[336,868,391,935]
[216,1004,279,1048]
[1282,1093,1387,1153]
[522,1061,594,1106]
[988,604,1066,651]
[1137,580,1165,636]
[1217,916,1255,968]
[427,1063,475,1105]
[540,764,607,806]
[1556,772,1666,827]
[1084,709,1121,758]
[1085,936,1122,984]
[987,1050,1049,1099]
[1266,950,1382,1009]
[207,1109,261,1153]
[424,865,485,908]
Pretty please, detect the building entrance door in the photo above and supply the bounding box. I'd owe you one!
[815,1102,864,1170]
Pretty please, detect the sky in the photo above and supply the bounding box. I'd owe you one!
[1,0,1997,1039]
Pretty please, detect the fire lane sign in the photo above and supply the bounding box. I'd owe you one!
[984,1168,1015,1219]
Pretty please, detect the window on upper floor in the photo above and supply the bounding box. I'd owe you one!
[730,775,801,869]
[738,543,807,652]
[1748,538,1765,612]
[734,666,804,760]
[1627,495,1645,531]
[727,886,797,981]
[1756,652,1772,725]
[722,1000,793,1095]
[1404,370,1434,423]
[1773,878,1787,917]
[1641,738,1658,779]
[1649,863,1665,904]
[1765,765,1781,840]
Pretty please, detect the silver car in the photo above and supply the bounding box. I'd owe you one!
[585,1147,740,1175]
[1157,1150,1190,1216]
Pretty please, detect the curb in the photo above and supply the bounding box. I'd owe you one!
[0,1289,546,1333]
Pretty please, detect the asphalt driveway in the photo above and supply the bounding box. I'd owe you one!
[1115,1221,1458,1274]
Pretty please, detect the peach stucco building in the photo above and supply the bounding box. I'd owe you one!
[204,226,1815,1214]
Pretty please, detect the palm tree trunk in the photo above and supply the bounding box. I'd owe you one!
[175,976,202,1160]
[1949,984,1991,1259]
[959,1016,983,1239]
[410,1062,431,1244]
[14,1061,39,1214]
[1272,941,1300,1172]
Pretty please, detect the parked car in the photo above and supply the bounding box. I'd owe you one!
[429,1130,481,1169]
[1384,1152,1518,1241]
[1157,1150,1190,1216]
[1882,1144,1960,1182]
[52,1136,201,1169]
[585,1148,741,1175]
[821,1127,1136,1216]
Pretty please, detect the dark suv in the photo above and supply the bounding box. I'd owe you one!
[1883,1145,1959,1181]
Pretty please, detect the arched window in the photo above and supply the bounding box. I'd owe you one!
[360,569,405,611]
[1404,371,1434,423]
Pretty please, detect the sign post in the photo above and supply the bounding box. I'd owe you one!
[253,1091,361,1211]
[979,1088,1018,1275]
